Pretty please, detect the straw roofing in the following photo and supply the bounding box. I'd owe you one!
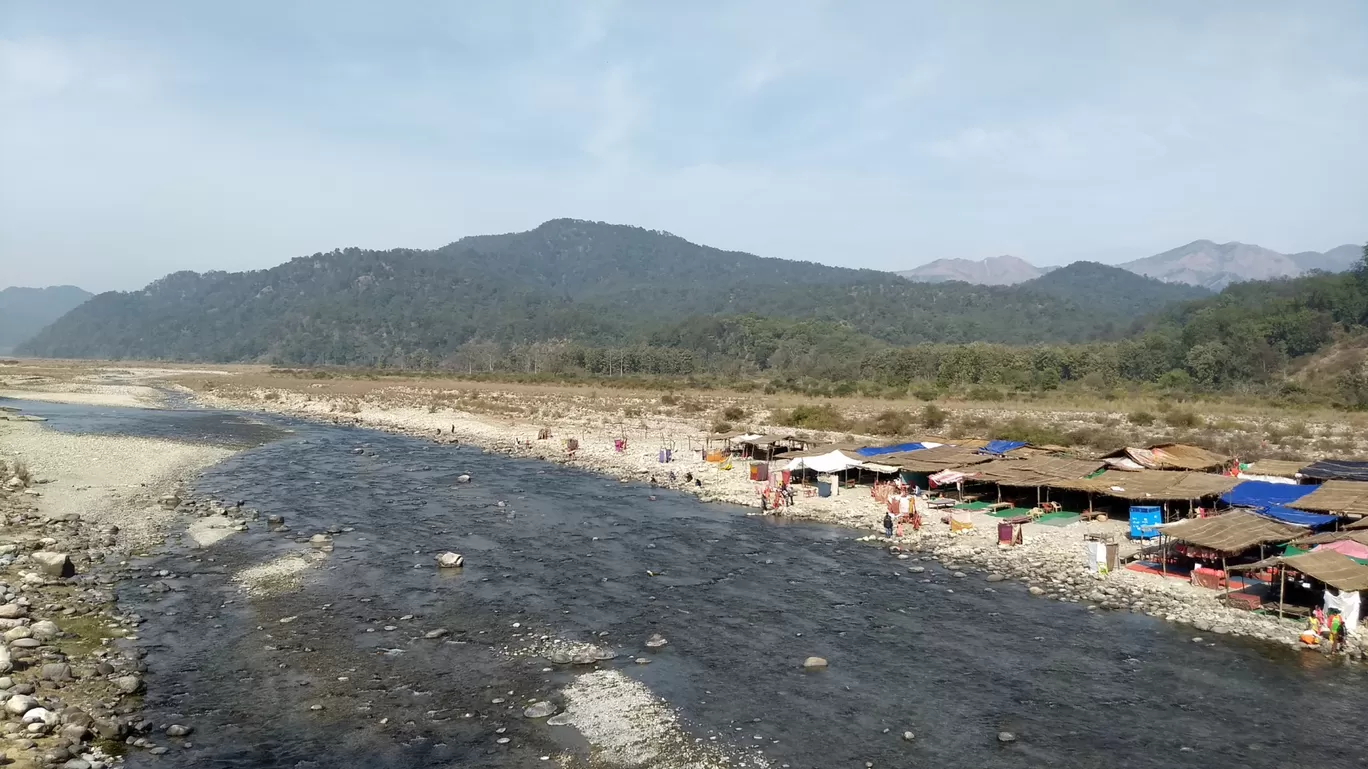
[1295,529,1368,546]
[1156,510,1306,553]
[1048,470,1239,500]
[885,445,994,473]
[1102,444,1230,472]
[1231,550,1368,592]
[968,455,1104,486]
[1242,459,1308,479]
[1287,480,1368,516]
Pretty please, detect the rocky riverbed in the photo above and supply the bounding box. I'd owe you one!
[189,387,1360,657]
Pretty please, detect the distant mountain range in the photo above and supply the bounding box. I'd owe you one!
[1118,240,1362,290]
[897,255,1047,285]
[901,240,1362,290]
[0,285,93,354]
[17,219,1205,366]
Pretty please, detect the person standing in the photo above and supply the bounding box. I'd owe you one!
[883,511,895,538]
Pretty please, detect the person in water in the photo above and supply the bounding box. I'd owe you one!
[883,511,895,538]
[649,475,658,488]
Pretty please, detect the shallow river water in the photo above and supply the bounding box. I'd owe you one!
[10,399,1368,769]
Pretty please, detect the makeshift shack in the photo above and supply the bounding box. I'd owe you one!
[885,445,996,489]
[1230,550,1368,628]
[1155,510,1307,589]
[1100,444,1231,473]
[1297,459,1368,483]
[1239,459,1308,483]
[1288,480,1368,522]
[965,455,1104,510]
[734,434,810,461]
[1047,469,1239,521]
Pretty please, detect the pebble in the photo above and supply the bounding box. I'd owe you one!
[998,731,1017,743]
[802,656,828,670]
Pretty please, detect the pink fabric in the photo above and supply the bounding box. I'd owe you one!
[1317,540,1368,559]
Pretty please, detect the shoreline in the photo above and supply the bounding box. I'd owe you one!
[0,412,235,766]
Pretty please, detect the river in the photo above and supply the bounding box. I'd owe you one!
[9,398,1366,769]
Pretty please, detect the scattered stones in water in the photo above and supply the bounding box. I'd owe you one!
[907,566,925,574]
[986,574,1006,583]
[645,633,669,648]
[424,628,451,639]
[166,724,193,737]
[523,701,559,718]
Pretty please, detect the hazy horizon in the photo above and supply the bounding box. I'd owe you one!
[3,1,1366,292]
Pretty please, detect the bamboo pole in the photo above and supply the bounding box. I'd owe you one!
[1278,565,1287,620]
[1222,556,1230,603]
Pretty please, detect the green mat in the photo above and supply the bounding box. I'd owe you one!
[1035,512,1081,527]
[954,501,991,510]
[986,507,1034,519]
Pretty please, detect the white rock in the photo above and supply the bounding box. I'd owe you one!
[4,694,37,715]
[436,552,464,568]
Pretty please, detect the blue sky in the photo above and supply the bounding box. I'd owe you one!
[1,0,1365,291]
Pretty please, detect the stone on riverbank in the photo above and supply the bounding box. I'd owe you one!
[30,551,74,578]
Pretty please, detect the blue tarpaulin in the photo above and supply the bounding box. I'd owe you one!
[1221,481,1315,509]
[1257,505,1338,528]
[1222,481,1335,528]
[854,442,926,457]
[978,440,1027,456]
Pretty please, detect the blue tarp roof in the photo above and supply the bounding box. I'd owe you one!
[978,440,1027,456]
[854,442,926,457]
[1221,480,1316,510]
[1258,505,1339,529]
[1222,481,1336,529]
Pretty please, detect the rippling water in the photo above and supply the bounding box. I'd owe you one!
[8,400,1365,768]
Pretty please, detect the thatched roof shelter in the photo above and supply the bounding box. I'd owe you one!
[968,455,1104,487]
[1242,459,1308,479]
[1288,480,1368,517]
[1047,470,1238,500]
[1230,550,1368,592]
[884,445,994,473]
[1156,510,1306,554]
[1101,444,1231,472]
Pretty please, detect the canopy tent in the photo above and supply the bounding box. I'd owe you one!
[852,441,938,457]
[783,450,863,474]
[1156,510,1307,554]
[1230,550,1368,592]
[1288,480,1368,517]
[1298,459,1368,483]
[977,440,1027,456]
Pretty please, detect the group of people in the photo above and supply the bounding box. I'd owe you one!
[1303,607,1347,653]
[758,481,794,514]
[882,484,926,538]
[648,471,703,489]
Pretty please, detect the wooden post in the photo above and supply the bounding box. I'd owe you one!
[1222,556,1230,603]
[1161,535,1167,576]
[1278,565,1287,620]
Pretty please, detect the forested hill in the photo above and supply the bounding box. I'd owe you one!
[12,220,1247,367]
[0,285,93,353]
[1020,262,1211,318]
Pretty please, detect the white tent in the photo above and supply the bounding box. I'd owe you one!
[784,450,863,474]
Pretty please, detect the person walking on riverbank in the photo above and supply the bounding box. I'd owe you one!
[883,511,894,538]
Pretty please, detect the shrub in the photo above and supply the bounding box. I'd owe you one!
[994,417,1068,446]
[967,386,1005,402]
[263,391,280,401]
[912,386,941,402]
[1164,410,1201,429]
[659,393,679,406]
[710,420,733,434]
[921,404,948,429]
[1127,411,1155,426]
[864,410,913,436]
[722,405,747,421]
[774,403,849,431]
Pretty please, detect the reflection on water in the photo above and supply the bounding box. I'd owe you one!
[14,400,1362,769]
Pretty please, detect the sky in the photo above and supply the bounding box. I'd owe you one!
[1,0,1366,292]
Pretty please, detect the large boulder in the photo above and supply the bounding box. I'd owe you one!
[0,603,26,619]
[0,644,11,674]
[436,552,464,569]
[4,694,38,716]
[30,552,75,578]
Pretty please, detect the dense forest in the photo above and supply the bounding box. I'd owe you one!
[20,219,1199,360]
[0,285,92,353]
[16,220,1368,402]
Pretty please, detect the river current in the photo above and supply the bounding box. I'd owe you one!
[7,398,1365,769]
